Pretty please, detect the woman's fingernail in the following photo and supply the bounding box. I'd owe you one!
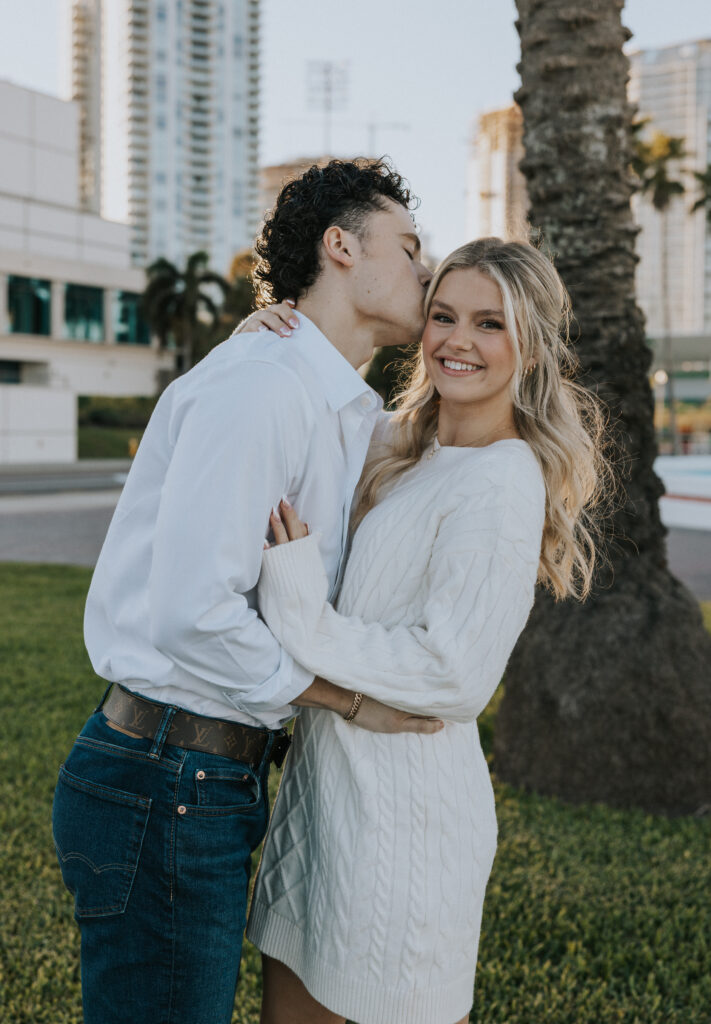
[271,505,281,522]
[281,495,291,508]
[280,328,291,337]
[289,318,299,328]
[286,298,296,307]
[263,540,270,549]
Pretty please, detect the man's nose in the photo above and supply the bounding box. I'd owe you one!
[419,263,433,288]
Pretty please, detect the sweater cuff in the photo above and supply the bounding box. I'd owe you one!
[259,533,328,606]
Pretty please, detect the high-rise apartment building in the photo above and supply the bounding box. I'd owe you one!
[628,40,711,339]
[69,0,103,214]
[67,0,260,273]
[465,105,528,242]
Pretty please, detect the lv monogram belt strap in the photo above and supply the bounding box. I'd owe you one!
[103,684,291,768]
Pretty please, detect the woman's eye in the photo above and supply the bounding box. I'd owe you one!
[481,320,503,330]
[432,313,453,323]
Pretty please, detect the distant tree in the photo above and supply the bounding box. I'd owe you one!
[690,165,711,224]
[365,344,417,405]
[141,251,230,373]
[493,0,711,817]
[221,249,258,332]
[631,127,688,453]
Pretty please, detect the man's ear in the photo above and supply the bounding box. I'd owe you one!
[322,225,356,268]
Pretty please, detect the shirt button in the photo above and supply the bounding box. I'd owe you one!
[196,770,206,780]
[177,805,187,815]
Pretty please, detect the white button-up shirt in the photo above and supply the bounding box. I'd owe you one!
[84,313,382,728]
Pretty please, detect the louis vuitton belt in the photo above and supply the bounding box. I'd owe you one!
[102,684,291,768]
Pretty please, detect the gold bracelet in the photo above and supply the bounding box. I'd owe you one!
[343,692,363,724]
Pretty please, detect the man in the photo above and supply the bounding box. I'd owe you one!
[52,159,436,1024]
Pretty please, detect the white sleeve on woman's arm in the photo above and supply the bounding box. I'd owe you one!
[258,465,543,723]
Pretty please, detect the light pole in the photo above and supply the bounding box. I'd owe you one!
[307,61,349,155]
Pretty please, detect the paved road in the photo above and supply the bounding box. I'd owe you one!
[0,461,131,495]
[0,489,709,600]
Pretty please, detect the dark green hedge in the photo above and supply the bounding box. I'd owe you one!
[77,395,158,429]
[1,565,709,1023]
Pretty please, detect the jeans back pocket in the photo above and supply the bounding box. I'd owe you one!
[52,764,152,919]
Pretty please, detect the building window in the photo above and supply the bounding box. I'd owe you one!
[0,360,21,383]
[64,283,104,341]
[7,276,51,335]
[114,291,151,346]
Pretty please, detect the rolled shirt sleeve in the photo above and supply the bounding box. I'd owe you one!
[148,359,315,722]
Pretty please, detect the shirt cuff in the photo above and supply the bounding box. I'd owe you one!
[227,643,314,728]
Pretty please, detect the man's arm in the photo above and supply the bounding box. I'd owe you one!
[147,360,317,726]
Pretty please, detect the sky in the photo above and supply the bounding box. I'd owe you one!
[0,0,709,258]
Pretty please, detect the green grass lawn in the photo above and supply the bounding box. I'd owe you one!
[78,426,143,459]
[1,564,709,1024]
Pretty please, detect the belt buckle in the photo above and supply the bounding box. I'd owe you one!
[270,731,291,769]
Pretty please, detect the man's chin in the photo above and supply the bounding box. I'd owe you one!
[379,320,425,349]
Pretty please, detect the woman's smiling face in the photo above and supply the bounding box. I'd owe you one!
[421,267,519,411]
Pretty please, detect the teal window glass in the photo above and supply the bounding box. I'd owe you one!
[64,284,104,341]
[114,291,151,345]
[0,360,21,383]
[7,276,51,335]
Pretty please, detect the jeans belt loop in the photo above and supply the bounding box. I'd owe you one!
[148,705,178,760]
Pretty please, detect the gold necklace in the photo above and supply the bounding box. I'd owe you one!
[426,437,441,460]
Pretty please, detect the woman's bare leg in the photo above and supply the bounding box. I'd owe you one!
[260,953,471,1024]
[259,954,346,1024]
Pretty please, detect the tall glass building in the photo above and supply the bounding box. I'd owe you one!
[68,0,260,273]
[629,40,711,339]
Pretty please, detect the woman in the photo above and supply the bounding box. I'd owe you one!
[239,238,609,1024]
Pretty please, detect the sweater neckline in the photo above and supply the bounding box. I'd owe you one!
[426,436,529,460]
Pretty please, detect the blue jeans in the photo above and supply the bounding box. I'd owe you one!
[52,689,274,1024]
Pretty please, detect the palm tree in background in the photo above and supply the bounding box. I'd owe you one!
[691,165,711,223]
[141,251,231,373]
[631,127,688,454]
[493,0,711,816]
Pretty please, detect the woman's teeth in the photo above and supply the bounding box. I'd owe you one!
[442,359,482,373]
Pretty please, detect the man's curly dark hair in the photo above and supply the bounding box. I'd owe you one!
[253,158,419,307]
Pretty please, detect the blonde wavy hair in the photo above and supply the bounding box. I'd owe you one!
[354,237,613,601]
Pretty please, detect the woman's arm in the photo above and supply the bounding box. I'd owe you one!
[259,471,543,723]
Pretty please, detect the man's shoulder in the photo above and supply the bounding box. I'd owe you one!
[175,331,315,406]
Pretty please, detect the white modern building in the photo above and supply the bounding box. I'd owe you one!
[628,40,711,339]
[67,0,260,274]
[0,79,173,464]
[465,105,529,243]
[628,40,711,399]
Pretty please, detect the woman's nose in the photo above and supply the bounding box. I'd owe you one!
[449,327,474,350]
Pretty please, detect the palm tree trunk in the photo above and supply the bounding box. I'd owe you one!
[494,0,711,816]
[660,210,679,453]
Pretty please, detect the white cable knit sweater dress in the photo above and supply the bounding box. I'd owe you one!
[246,433,546,1024]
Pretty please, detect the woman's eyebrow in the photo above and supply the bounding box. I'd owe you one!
[431,299,505,318]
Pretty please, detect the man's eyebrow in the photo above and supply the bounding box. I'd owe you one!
[401,232,421,254]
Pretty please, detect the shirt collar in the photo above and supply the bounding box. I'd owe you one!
[293,312,382,414]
